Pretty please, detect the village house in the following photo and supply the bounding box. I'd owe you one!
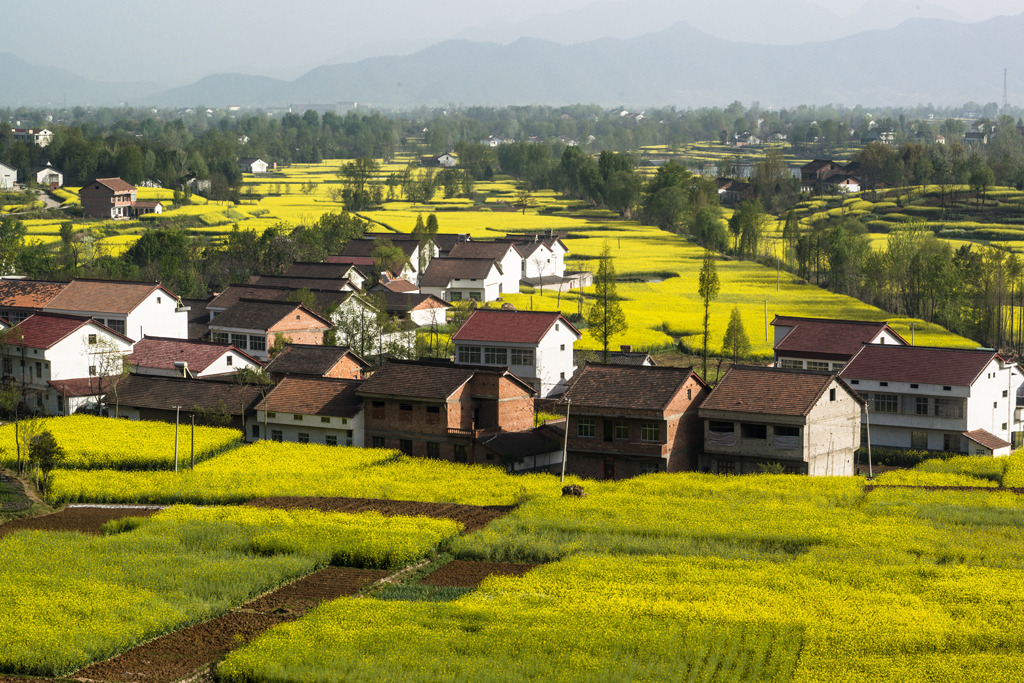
[79,178,137,219]
[254,377,363,446]
[11,128,53,147]
[205,285,370,329]
[113,375,264,431]
[208,299,333,361]
[127,336,261,379]
[0,279,68,323]
[699,366,864,476]
[247,274,357,292]
[716,178,755,205]
[30,162,63,188]
[420,258,504,303]
[839,345,1023,455]
[0,162,18,190]
[561,364,710,479]
[338,236,435,283]
[452,309,581,397]
[378,291,449,327]
[800,160,850,194]
[264,343,369,382]
[447,241,523,296]
[42,279,189,341]
[771,316,907,372]
[237,158,269,174]
[2,313,134,415]
[357,360,536,464]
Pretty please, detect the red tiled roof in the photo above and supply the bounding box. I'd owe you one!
[839,345,999,387]
[381,279,419,293]
[563,364,704,413]
[0,279,68,309]
[16,313,130,349]
[261,377,363,417]
[772,315,907,360]
[44,279,174,315]
[209,299,332,332]
[453,309,580,344]
[963,429,1011,451]
[701,366,862,417]
[87,178,136,193]
[127,336,258,373]
[47,377,106,397]
[358,361,475,400]
[265,344,368,377]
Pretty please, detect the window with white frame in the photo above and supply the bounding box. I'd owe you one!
[458,346,482,364]
[577,417,596,437]
[640,422,659,442]
[511,348,534,366]
[484,347,508,365]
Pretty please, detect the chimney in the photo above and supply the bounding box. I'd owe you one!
[620,345,632,353]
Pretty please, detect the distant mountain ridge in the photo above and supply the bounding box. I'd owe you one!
[4,13,1024,109]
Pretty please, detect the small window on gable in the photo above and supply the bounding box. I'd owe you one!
[157,296,162,304]
[226,356,233,366]
[943,386,952,391]
[88,334,97,344]
[829,388,836,401]
[879,381,888,387]
[910,383,918,389]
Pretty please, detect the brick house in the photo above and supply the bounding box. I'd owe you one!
[452,309,581,397]
[264,343,369,381]
[560,364,710,479]
[771,316,908,372]
[208,299,333,361]
[699,366,864,476]
[839,344,1023,454]
[79,178,137,219]
[254,377,364,446]
[357,360,536,465]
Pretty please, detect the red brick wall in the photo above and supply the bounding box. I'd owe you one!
[325,356,363,379]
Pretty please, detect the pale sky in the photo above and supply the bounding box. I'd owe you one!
[3,0,1023,85]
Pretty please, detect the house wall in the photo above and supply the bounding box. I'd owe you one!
[521,245,555,279]
[453,323,578,398]
[324,356,364,380]
[126,290,189,341]
[408,305,447,327]
[0,165,16,190]
[254,410,364,447]
[495,249,522,295]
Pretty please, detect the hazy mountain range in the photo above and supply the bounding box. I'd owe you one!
[2,11,1023,110]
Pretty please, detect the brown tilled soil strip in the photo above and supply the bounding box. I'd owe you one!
[864,484,1024,494]
[0,506,159,539]
[245,495,516,533]
[71,566,390,683]
[421,560,538,588]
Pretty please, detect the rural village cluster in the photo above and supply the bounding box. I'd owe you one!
[0,172,1019,480]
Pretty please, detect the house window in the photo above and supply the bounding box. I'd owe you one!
[249,336,267,352]
[321,416,330,423]
[871,393,899,414]
[251,424,259,439]
[943,433,961,452]
[326,435,338,446]
[372,436,386,448]
[914,397,929,415]
[910,383,919,389]
[400,403,412,412]
[640,422,659,442]
[372,401,385,419]
[829,388,836,401]
[716,460,736,474]
[577,418,596,437]
[911,431,928,449]
[35,362,42,378]
[943,386,952,391]
[511,349,534,366]
[157,296,162,304]
[773,425,800,450]
[615,421,629,439]
[449,291,463,301]
[87,333,97,344]
[458,346,482,364]
[454,444,468,462]
[879,381,888,387]
[107,320,126,335]
[426,405,440,424]
[271,430,283,442]
[2,358,10,375]
[779,359,802,369]
[807,361,830,371]
[741,423,767,440]
[213,332,229,343]
[687,389,692,400]
[399,439,413,455]
[231,334,248,350]
[641,462,660,474]
[88,365,96,376]
[933,398,964,419]
[469,292,481,302]
[427,442,440,458]
[1003,390,1009,397]
[484,347,508,365]
[298,433,309,444]
[226,356,233,366]
[293,414,303,421]
[850,379,859,385]
[560,344,565,351]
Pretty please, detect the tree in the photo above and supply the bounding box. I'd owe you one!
[338,157,381,210]
[698,249,720,381]
[371,238,408,283]
[89,337,131,417]
[722,307,750,362]
[586,242,628,362]
[29,430,64,494]
[0,216,27,276]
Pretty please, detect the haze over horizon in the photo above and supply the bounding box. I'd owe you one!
[3,0,1022,86]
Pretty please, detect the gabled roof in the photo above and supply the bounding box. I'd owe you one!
[0,279,68,309]
[16,313,132,349]
[433,234,467,253]
[113,375,263,414]
[701,366,863,417]
[562,364,705,413]
[963,428,1011,451]
[574,349,655,367]
[247,275,353,291]
[322,256,373,275]
[284,262,366,280]
[358,361,475,400]
[209,299,332,332]
[261,377,363,418]
[264,343,369,377]
[208,285,357,316]
[44,279,175,315]
[380,291,449,315]
[82,178,135,193]
[772,315,907,361]
[448,241,521,261]
[420,258,501,287]
[127,336,260,373]
[378,278,419,293]
[453,309,581,344]
[839,344,1001,387]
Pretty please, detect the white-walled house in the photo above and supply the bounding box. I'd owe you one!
[238,158,269,174]
[1,313,134,415]
[42,279,189,341]
[127,336,262,378]
[699,366,864,476]
[420,258,504,302]
[31,162,63,187]
[452,309,582,397]
[448,241,522,296]
[0,162,16,190]
[840,345,1023,455]
[254,377,364,446]
[771,316,908,372]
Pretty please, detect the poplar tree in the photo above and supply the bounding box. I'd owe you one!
[698,249,720,380]
[586,242,628,363]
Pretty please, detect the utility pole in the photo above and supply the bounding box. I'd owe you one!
[560,399,571,484]
[172,405,182,473]
[190,414,195,470]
